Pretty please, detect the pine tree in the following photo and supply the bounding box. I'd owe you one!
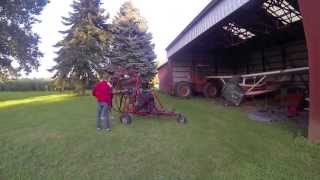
[51,0,110,95]
[110,1,157,82]
[0,0,48,80]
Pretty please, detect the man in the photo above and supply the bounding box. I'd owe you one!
[92,73,113,131]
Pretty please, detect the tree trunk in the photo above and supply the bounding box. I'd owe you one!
[61,80,65,93]
[79,79,86,96]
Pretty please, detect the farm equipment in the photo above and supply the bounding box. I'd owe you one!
[207,66,309,106]
[110,66,187,124]
[172,63,222,98]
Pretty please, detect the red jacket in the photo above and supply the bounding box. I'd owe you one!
[92,80,113,105]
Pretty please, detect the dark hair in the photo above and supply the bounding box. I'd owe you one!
[101,73,109,80]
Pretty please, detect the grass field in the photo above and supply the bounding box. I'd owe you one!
[0,91,319,180]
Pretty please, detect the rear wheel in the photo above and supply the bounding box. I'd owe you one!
[203,82,219,98]
[175,82,192,98]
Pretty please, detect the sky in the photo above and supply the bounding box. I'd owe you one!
[30,0,212,78]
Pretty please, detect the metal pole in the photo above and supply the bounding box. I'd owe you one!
[206,67,309,79]
[298,0,320,143]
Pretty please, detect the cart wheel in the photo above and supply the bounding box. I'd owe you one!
[176,113,187,124]
[120,113,133,125]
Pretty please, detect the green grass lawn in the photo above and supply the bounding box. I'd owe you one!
[0,91,319,180]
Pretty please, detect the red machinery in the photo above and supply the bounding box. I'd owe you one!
[110,67,187,124]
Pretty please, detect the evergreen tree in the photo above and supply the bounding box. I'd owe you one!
[110,1,157,82]
[51,0,111,95]
[0,0,48,80]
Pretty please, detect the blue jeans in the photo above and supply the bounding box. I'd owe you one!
[96,102,110,129]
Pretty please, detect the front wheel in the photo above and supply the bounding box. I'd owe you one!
[176,113,187,124]
[120,113,133,125]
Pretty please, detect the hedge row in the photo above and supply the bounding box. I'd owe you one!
[0,79,53,91]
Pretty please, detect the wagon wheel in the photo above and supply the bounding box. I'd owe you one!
[120,113,133,125]
[175,82,192,98]
[203,82,220,98]
[176,113,187,124]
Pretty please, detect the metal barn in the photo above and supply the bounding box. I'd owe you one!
[159,0,320,143]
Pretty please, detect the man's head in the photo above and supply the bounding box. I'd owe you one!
[101,72,110,81]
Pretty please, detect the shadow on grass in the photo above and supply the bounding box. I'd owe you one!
[0,94,76,109]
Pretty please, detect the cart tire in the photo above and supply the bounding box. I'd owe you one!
[203,82,219,98]
[176,113,187,124]
[120,113,133,125]
[175,82,192,98]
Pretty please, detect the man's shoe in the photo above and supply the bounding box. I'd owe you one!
[97,128,102,131]
[105,128,111,132]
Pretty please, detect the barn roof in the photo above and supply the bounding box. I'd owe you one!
[157,62,168,70]
[166,0,251,58]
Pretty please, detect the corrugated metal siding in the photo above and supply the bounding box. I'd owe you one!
[246,41,308,73]
[158,63,171,94]
[172,61,193,83]
[167,0,250,58]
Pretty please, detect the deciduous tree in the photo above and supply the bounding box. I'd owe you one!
[0,0,48,80]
